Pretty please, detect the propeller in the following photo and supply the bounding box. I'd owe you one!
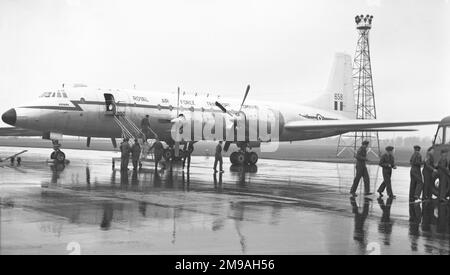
[215,84,251,117]
[239,85,250,113]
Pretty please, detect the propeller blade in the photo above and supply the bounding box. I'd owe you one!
[215,101,235,118]
[239,85,250,112]
[215,101,227,113]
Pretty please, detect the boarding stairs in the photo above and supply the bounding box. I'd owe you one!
[108,107,158,169]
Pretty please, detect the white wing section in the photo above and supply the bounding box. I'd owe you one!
[284,120,439,132]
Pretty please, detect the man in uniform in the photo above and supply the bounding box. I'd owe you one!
[149,136,164,171]
[131,139,141,171]
[422,147,437,200]
[437,149,450,203]
[141,115,151,141]
[350,140,372,197]
[182,141,194,171]
[120,138,131,171]
[377,146,397,198]
[214,141,224,173]
[410,145,424,202]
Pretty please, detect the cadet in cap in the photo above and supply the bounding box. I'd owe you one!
[350,140,372,197]
[409,145,424,201]
[377,145,397,198]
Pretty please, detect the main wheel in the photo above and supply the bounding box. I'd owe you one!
[234,152,246,165]
[247,152,258,165]
[51,150,66,163]
[230,152,239,165]
[163,149,173,161]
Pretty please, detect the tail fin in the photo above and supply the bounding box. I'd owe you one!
[306,53,355,119]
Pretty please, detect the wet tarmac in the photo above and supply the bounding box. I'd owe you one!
[0,146,449,255]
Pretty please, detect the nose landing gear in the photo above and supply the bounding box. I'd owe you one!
[50,140,66,164]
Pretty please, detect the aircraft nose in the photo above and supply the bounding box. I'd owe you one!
[2,108,17,126]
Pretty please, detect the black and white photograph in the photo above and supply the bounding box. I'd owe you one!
[0,0,449,260]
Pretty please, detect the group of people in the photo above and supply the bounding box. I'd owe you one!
[350,140,450,203]
[119,138,225,174]
[118,114,226,174]
[119,137,165,172]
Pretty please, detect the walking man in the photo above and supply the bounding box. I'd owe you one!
[183,141,194,170]
[149,137,164,171]
[131,139,141,171]
[141,115,151,141]
[350,140,372,197]
[377,146,397,198]
[214,141,224,173]
[410,145,424,202]
[120,138,131,171]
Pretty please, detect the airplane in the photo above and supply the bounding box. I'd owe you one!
[0,53,439,165]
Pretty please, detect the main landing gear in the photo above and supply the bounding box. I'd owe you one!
[162,146,185,162]
[229,143,258,165]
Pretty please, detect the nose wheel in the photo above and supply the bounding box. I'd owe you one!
[50,140,66,164]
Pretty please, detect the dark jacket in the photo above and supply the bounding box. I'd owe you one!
[423,152,436,173]
[410,152,423,172]
[131,143,141,160]
[215,144,223,158]
[379,153,395,170]
[356,146,368,166]
[120,142,131,158]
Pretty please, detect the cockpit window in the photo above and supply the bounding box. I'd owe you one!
[57,92,62,98]
[62,92,68,98]
[39,92,52,98]
[435,126,445,145]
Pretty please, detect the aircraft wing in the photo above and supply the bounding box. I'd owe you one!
[0,127,42,137]
[284,120,439,132]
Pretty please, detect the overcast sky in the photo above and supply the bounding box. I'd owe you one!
[0,0,449,138]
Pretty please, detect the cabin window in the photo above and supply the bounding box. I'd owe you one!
[52,92,56,97]
[158,104,162,111]
[340,102,344,111]
[57,92,62,98]
[334,101,338,111]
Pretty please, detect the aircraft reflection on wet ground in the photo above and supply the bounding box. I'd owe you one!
[0,147,449,254]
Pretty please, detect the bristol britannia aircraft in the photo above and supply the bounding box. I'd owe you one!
[0,53,439,165]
